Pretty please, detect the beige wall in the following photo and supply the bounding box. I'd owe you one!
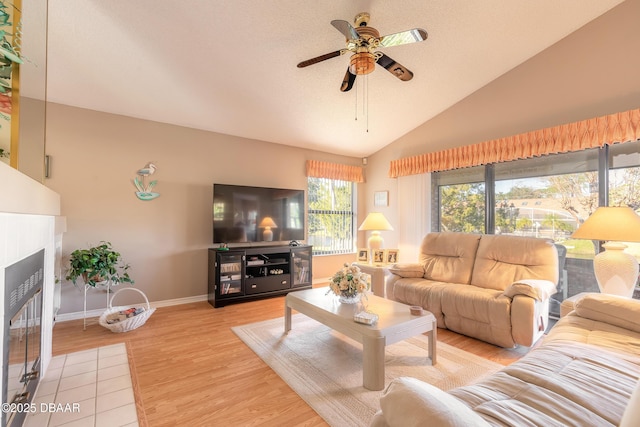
[366,0,640,249]
[45,104,362,314]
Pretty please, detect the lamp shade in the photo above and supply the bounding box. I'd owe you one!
[258,217,278,229]
[359,212,393,251]
[571,207,640,242]
[358,212,394,232]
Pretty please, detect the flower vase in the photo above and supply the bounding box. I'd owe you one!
[339,292,361,304]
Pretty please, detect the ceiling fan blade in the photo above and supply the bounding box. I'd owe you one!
[340,68,356,92]
[297,50,342,68]
[331,19,360,41]
[377,54,414,81]
[379,28,428,48]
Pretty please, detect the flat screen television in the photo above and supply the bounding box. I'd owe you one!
[213,183,305,245]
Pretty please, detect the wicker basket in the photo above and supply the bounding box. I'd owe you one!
[99,287,155,333]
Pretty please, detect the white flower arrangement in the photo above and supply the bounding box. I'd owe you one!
[328,263,370,298]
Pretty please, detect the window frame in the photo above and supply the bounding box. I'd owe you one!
[433,147,611,238]
[307,177,357,256]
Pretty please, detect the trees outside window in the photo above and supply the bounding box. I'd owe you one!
[307,177,356,255]
[439,183,485,233]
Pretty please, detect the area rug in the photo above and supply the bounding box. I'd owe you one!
[232,314,504,427]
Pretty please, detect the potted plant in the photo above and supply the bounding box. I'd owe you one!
[66,241,134,287]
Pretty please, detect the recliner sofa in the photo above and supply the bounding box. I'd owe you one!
[371,293,640,426]
[386,232,559,347]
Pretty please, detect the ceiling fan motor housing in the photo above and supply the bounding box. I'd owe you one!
[355,26,380,43]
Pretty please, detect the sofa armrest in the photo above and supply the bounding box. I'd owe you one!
[574,293,640,334]
[378,377,491,427]
[503,279,557,301]
[388,263,424,278]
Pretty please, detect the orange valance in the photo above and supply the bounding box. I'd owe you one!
[388,108,640,178]
[306,160,365,183]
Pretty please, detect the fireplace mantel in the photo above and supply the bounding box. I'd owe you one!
[1,162,61,414]
[0,162,60,216]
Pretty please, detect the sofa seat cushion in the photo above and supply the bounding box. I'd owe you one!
[471,234,559,291]
[449,341,640,426]
[440,285,514,348]
[419,232,481,284]
[390,278,514,347]
[389,278,452,326]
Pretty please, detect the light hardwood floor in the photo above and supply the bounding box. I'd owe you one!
[52,294,530,427]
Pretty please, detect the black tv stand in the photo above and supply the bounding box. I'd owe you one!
[207,244,312,308]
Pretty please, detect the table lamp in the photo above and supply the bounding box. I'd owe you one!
[571,206,640,298]
[358,212,394,250]
[259,217,278,241]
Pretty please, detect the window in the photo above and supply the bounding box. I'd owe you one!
[435,148,602,250]
[432,142,640,312]
[433,165,485,233]
[493,149,599,255]
[307,177,356,255]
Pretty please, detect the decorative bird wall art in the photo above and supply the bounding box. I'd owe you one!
[133,162,160,201]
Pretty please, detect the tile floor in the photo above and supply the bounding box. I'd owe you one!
[23,343,139,427]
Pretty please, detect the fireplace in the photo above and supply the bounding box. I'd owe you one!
[2,249,44,427]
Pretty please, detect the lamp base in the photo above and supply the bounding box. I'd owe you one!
[263,228,273,242]
[368,231,384,250]
[594,242,639,298]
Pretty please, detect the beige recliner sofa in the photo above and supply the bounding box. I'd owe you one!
[386,232,559,347]
[371,293,640,426]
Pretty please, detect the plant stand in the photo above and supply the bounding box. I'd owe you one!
[83,282,112,330]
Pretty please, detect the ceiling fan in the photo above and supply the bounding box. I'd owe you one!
[297,12,428,92]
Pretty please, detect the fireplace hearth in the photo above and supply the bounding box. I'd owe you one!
[2,249,44,427]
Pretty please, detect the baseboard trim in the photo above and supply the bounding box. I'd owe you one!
[55,294,209,322]
[55,284,331,323]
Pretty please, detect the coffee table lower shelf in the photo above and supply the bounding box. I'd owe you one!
[284,287,437,391]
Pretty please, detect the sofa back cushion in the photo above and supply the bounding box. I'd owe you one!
[419,232,481,284]
[471,234,559,291]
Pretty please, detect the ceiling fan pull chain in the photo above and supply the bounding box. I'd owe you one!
[365,74,369,133]
[362,73,366,118]
[354,76,358,121]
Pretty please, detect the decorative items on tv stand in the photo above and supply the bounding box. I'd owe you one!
[207,244,313,308]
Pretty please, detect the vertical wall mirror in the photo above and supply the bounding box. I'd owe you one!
[0,0,48,182]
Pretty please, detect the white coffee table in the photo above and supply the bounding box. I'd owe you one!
[284,287,437,391]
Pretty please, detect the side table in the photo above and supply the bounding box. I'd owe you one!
[352,262,390,298]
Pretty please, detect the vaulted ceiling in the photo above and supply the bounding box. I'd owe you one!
[44,0,625,157]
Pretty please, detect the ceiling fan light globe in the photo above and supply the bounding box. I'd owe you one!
[350,52,376,75]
